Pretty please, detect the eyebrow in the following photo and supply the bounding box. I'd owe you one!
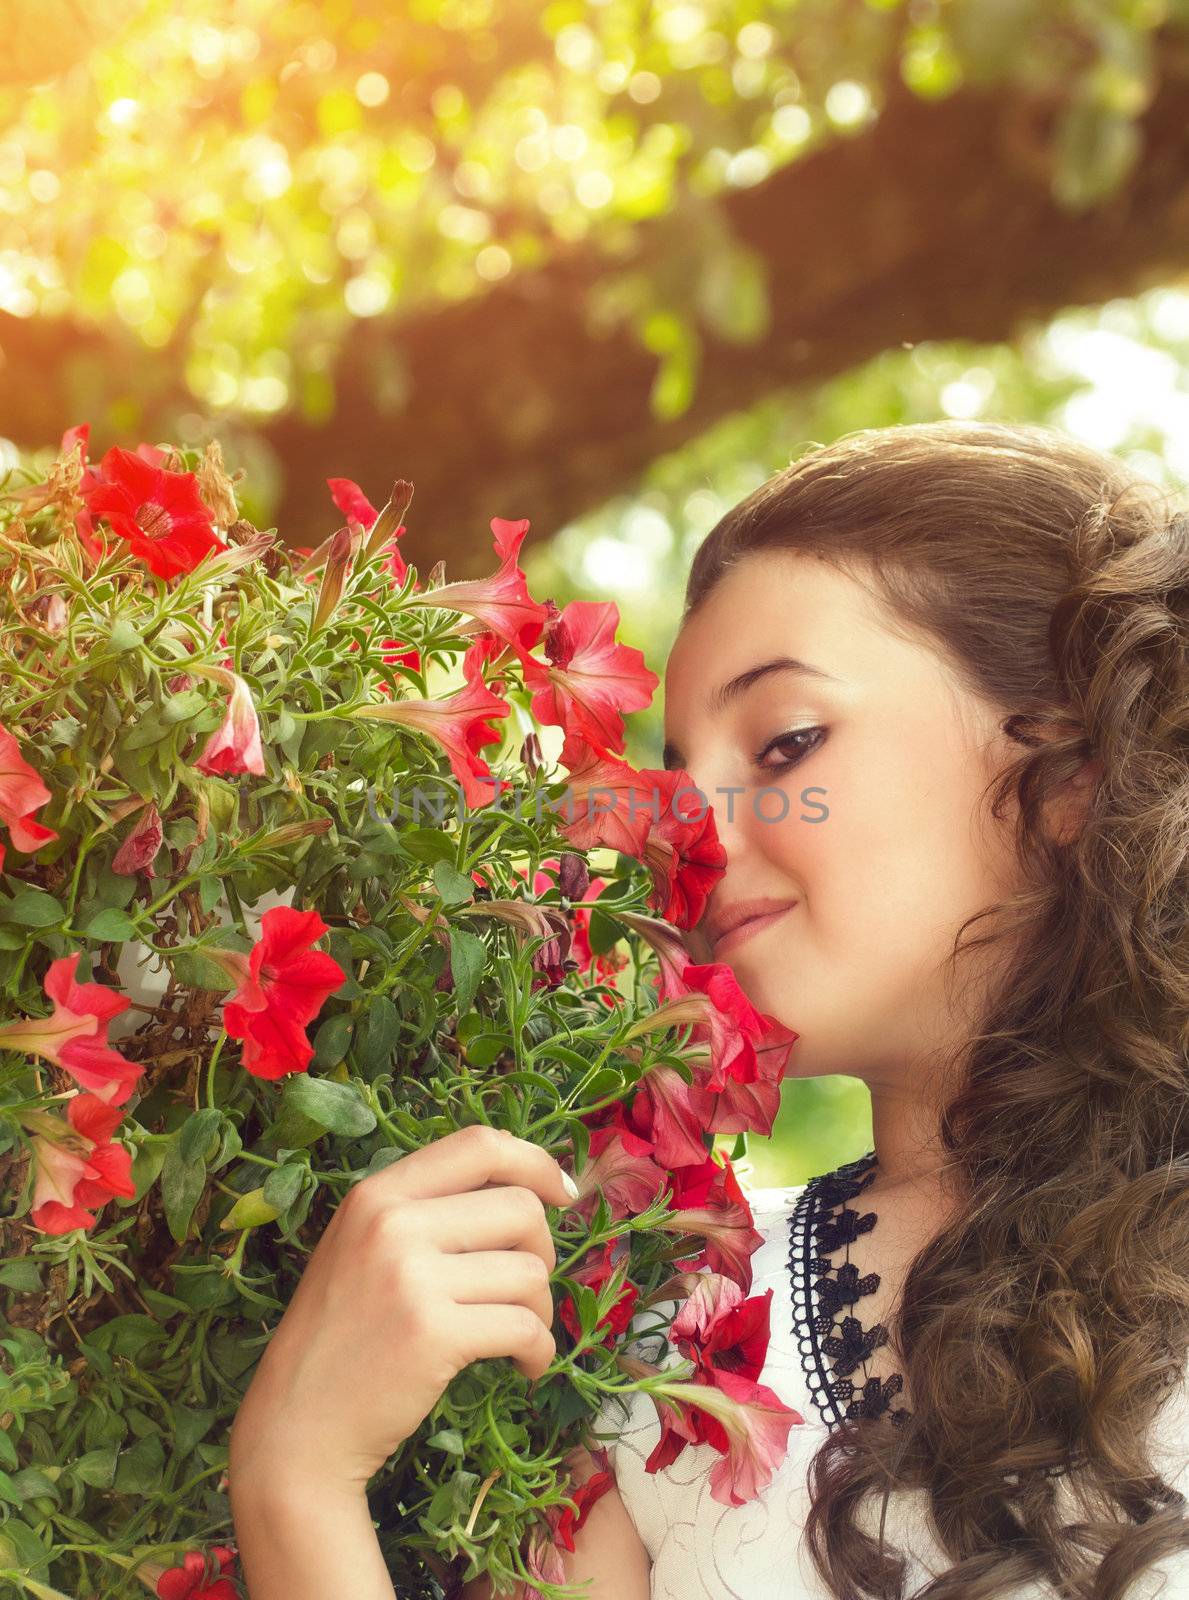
[661,656,840,770]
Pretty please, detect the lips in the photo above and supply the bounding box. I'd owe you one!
[705,896,800,953]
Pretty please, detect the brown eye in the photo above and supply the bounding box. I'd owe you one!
[756,727,824,772]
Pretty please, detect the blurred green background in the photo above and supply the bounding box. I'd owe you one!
[4,0,1189,1186]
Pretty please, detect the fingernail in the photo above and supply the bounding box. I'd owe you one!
[561,1171,581,1202]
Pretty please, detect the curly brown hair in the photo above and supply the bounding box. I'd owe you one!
[682,420,1189,1599]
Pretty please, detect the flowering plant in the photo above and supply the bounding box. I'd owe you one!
[0,425,805,1600]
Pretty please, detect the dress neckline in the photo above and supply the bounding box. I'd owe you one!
[787,1148,911,1431]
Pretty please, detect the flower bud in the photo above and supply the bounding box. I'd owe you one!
[310,523,359,634]
[220,1186,282,1230]
[519,729,543,779]
[255,818,332,851]
[557,852,589,902]
[112,802,163,875]
[361,478,414,562]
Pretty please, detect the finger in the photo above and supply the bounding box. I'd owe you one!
[452,1302,559,1381]
[440,1249,556,1328]
[353,1123,578,1212]
[393,1186,558,1273]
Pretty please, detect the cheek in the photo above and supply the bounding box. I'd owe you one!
[762,749,1003,962]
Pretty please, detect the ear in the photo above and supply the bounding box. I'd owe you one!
[1004,716,1102,846]
[1046,751,1104,846]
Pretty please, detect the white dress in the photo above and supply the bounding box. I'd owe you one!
[592,1175,1189,1600]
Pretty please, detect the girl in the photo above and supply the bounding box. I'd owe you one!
[229,421,1189,1600]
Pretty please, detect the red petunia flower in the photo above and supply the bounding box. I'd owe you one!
[642,1366,800,1508]
[83,445,228,579]
[558,1238,639,1349]
[522,599,659,757]
[156,1545,239,1600]
[216,906,348,1080]
[669,1271,774,1388]
[552,737,656,858]
[653,1151,765,1292]
[635,767,726,931]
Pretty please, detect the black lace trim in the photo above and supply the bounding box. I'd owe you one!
[787,1154,1082,1482]
[788,1148,911,1431]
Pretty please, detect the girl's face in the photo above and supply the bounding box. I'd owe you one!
[661,551,1029,1087]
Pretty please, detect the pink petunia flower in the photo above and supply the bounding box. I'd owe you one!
[193,672,266,778]
[350,635,513,809]
[112,801,164,875]
[0,953,143,1105]
[401,515,552,667]
[0,724,59,853]
[29,1091,136,1234]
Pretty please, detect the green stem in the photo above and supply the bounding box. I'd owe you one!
[204,1033,226,1111]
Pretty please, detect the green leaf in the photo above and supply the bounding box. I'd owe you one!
[123,712,168,751]
[106,620,142,655]
[585,906,623,957]
[357,994,400,1072]
[89,859,139,910]
[86,1314,164,1358]
[260,1101,326,1151]
[167,1267,236,1312]
[280,1074,377,1138]
[583,1067,627,1101]
[262,1163,306,1213]
[81,908,139,942]
[171,1405,215,1458]
[168,948,234,990]
[113,1432,165,1495]
[69,1445,118,1489]
[10,1468,59,1504]
[399,827,458,868]
[447,926,486,1016]
[1,888,64,927]
[178,1108,223,1164]
[129,1138,168,1198]
[432,858,475,905]
[159,1140,207,1245]
[311,1012,354,1069]
[502,1070,562,1099]
[162,690,209,724]
[424,1427,465,1455]
[565,1279,598,1335]
[466,1033,510,1069]
[363,1146,405,1178]
[0,1261,42,1293]
[46,715,83,748]
[0,1517,52,1573]
[138,1285,189,1319]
